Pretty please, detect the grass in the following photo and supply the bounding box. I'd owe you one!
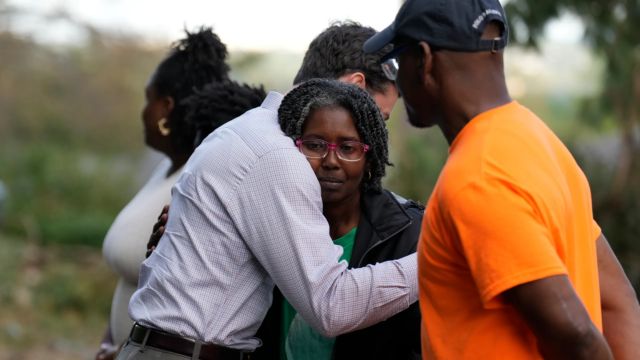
[0,233,116,360]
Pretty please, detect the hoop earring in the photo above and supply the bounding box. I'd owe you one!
[367,170,372,181]
[158,118,171,136]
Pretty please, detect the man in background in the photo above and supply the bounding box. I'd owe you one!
[293,21,398,121]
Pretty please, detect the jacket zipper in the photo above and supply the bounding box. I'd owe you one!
[356,219,413,267]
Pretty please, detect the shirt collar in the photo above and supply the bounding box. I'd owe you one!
[261,91,284,111]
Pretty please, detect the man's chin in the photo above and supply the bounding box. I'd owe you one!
[407,115,435,129]
[404,105,435,128]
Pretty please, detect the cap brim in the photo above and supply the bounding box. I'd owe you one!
[363,24,396,54]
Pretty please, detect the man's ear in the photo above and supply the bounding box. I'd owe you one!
[416,42,434,87]
[338,71,366,89]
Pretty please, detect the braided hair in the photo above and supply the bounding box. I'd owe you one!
[279,79,390,192]
[152,26,231,154]
[183,80,266,148]
[293,21,394,94]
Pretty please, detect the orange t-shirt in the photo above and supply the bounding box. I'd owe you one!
[418,101,602,359]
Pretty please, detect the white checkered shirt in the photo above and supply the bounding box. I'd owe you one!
[128,92,418,350]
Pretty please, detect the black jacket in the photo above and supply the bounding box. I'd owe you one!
[254,189,424,359]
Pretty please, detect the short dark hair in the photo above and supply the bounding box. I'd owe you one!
[152,26,231,153]
[183,80,266,147]
[278,79,390,193]
[293,21,394,94]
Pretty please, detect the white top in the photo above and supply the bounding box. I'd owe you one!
[102,157,182,345]
[129,92,418,350]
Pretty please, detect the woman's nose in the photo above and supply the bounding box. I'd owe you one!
[321,148,340,168]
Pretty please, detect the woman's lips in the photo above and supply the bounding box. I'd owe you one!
[318,177,343,190]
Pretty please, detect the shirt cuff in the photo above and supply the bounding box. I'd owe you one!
[397,253,419,303]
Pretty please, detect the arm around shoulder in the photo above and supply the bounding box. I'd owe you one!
[597,233,640,360]
[233,150,418,337]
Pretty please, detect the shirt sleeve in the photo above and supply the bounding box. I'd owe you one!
[445,178,567,308]
[592,219,602,241]
[228,148,418,337]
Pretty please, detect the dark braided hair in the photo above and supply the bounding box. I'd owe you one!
[279,79,390,193]
[152,26,231,154]
[293,21,394,94]
[183,80,266,148]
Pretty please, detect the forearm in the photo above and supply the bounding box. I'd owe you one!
[597,233,640,359]
[535,325,612,360]
[301,253,418,337]
[259,232,417,337]
[505,275,613,360]
[603,306,640,360]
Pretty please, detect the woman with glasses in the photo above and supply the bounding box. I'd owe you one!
[263,78,423,360]
[144,78,422,359]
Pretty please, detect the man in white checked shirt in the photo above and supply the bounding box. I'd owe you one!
[116,22,416,360]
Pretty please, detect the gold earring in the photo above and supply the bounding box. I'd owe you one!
[158,118,171,136]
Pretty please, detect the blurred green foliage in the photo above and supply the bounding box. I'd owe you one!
[0,29,161,247]
[506,0,640,288]
[384,112,448,203]
[0,142,145,246]
[0,29,299,248]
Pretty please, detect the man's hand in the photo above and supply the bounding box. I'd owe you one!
[95,326,119,360]
[146,205,169,258]
[95,342,119,360]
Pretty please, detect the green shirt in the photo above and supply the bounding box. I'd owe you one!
[280,227,357,360]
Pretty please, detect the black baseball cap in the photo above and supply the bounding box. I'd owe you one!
[364,0,509,54]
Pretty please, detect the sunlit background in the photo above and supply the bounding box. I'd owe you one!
[1,0,638,359]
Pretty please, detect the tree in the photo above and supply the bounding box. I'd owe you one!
[506,0,639,200]
[505,0,640,287]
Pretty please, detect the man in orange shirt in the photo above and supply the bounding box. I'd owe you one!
[364,0,640,359]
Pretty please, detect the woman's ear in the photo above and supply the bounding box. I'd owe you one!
[364,161,373,180]
[162,96,175,117]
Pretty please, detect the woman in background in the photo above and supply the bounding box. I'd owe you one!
[96,27,264,360]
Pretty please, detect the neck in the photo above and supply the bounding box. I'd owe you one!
[167,152,190,177]
[436,52,512,144]
[323,194,361,240]
[438,92,511,145]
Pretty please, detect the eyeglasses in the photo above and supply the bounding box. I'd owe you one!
[380,42,441,81]
[295,139,370,162]
[380,44,412,81]
[381,58,399,82]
